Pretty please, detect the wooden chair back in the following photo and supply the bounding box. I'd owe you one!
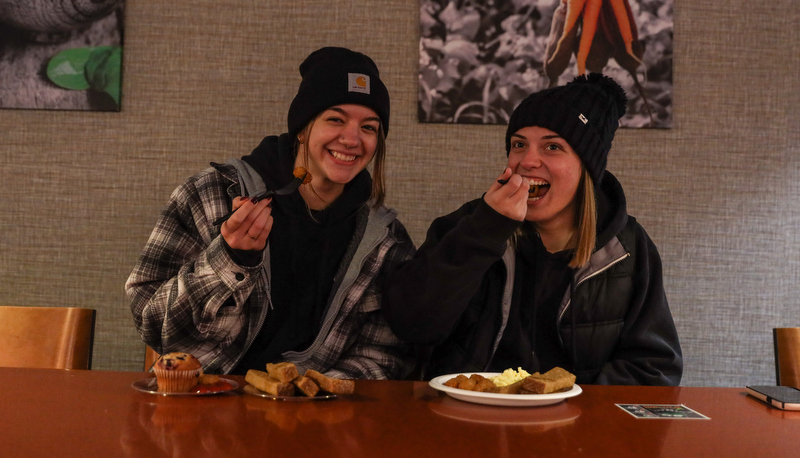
[0,306,95,370]
[774,327,800,389]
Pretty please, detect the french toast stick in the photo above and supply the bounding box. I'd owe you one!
[292,375,320,397]
[266,362,299,382]
[522,367,576,394]
[305,369,355,394]
[245,369,295,396]
[496,378,527,394]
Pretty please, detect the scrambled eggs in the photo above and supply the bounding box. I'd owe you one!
[490,367,531,387]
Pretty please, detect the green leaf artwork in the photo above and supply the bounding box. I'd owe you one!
[46,48,94,91]
[46,46,122,109]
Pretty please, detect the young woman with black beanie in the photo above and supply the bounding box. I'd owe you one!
[127,47,415,379]
[383,74,682,385]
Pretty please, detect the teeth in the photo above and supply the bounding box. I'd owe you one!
[330,150,357,162]
[528,180,550,199]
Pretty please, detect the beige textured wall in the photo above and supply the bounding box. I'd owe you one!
[1,0,798,386]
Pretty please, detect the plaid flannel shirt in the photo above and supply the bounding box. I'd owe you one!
[126,163,416,378]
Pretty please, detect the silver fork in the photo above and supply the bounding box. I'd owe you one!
[212,173,306,226]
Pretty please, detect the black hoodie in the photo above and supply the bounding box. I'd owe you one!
[232,134,372,374]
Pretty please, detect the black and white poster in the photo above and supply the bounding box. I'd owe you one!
[0,1,125,111]
[419,0,673,128]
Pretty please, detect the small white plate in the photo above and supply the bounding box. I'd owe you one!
[429,372,582,407]
[131,377,239,396]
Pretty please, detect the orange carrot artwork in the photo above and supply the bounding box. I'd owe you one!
[547,0,642,76]
[607,0,642,66]
[575,0,603,75]
[561,0,587,39]
[547,0,585,70]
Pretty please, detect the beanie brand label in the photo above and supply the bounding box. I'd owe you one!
[348,73,370,94]
[579,113,588,124]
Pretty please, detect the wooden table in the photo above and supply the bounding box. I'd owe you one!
[1,368,797,457]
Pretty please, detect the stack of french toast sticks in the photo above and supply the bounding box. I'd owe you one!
[443,367,576,395]
[245,362,354,397]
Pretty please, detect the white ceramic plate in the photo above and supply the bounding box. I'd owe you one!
[243,384,337,401]
[131,377,239,396]
[429,372,582,407]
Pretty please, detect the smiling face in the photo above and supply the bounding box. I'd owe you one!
[295,104,381,204]
[507,125,584,232]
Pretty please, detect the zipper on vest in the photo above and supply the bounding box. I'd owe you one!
[286,229,391,361]
[558,252,631,325]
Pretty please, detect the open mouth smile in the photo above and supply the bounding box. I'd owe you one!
[528,179,550,201]
[329,150,358,162]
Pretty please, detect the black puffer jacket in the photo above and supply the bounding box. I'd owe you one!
[382,172,682,385]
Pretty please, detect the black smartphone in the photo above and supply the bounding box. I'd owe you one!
[745,385,800,411]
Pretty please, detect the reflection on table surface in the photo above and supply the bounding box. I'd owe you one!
[428,394,582,428]
[0,368,798,458]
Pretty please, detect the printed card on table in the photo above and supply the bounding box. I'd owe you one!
[616,404,710,420]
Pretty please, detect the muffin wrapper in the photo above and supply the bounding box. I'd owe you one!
[154,368,201,393]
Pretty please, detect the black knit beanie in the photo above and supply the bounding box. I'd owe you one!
[505,73,627,185]
[287,47,390,139]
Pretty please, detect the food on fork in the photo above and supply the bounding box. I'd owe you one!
[153,352,203,393]
[293,166,313,184]
[267,362,300,382]
[305,369,355,394]
[528,180,549,199]
[246,369,296,397]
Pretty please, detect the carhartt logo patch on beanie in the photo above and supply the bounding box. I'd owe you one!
[348,73,370,94]
[505,73,627,185]
[287,47,390,139]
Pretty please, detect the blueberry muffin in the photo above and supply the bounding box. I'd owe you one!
[153,352,203,393]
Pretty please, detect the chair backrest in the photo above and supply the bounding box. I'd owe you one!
[0,306,96,370]
[774,328,800,389]
[144,345,160,372]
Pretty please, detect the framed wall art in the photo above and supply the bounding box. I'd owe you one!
[0,0,125,111]
[419,0,673,128]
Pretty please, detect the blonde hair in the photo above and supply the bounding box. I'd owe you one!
[295,117,387,209]
[569,168,596,268]
[510,167,596,268]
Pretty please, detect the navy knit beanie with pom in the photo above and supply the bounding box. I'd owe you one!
[287,47,390,139]
[505,73,627,185]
